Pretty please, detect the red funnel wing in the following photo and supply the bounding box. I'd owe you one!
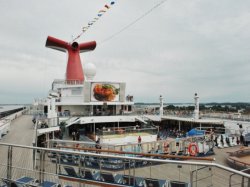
[79,41,96,53]
[45,36,69,52]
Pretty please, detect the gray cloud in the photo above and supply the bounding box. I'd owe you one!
[0,0,250,104]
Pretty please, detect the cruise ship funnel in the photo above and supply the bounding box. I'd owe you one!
[45,36,96,83]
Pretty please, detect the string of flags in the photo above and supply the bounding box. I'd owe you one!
[72,1,116,42]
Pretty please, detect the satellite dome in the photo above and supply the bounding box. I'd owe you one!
[85,63,96,80]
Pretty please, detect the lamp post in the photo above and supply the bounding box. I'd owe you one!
[159,95,164,117]
[194,93,199,120]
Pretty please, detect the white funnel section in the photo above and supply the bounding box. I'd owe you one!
[85,63,96,80]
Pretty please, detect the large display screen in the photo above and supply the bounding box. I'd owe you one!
[91,83,120,102]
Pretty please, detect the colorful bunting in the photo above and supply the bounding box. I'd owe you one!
[72,1,116,41]
[82,27,88,31]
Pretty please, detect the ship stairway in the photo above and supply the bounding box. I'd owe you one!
[65,117,81,128]
[135,115,148,124]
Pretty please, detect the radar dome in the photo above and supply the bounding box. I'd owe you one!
[85,63,96,80]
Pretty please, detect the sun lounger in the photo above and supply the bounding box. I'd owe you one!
[1,177,36,187]
[100,172,118,183]
[16,177,35,185]
[81,169,100,181]
[122,175,134,186]
[169,181,189,187]
[64,166,78,178]
[145,178,168,187]
[41,181,60,187]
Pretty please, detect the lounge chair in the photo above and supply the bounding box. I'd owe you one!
[81,170,100,181]
[64,166,78,178]
[122,175,134,186]
[169,181,189,187]
[135,177,144,187]
[100,172,118,183]
[145,178,160,187]
[122,175,144,186]
[145,178,168,187]
[1,179,18,187]
[41,181,61,187]
[16,177,35,185]
[1,177,35,187]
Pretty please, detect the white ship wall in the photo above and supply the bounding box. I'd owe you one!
[61,105,90,116]
[60,87,84,103]
[60,96,84,103]
[102,134,157,145]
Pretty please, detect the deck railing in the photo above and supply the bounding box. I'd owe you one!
[96,126,158,136]
[0,142,249,187]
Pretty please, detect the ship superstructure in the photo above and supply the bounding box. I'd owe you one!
[41,36,157,144]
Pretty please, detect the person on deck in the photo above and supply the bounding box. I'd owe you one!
[95,137,101,149]
[138,136,142,147]
[72,131,76,141]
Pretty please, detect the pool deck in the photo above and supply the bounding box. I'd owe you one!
[0,114,248,187]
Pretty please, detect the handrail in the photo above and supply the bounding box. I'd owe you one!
[229,168,250,187]
[48,138,174,147]
[57,145,215,161]
[227,157,250,167]
[0,142,249,178]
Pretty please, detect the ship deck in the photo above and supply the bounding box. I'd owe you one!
[0,115,248,187]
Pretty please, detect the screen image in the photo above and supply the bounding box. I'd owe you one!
[91,83,120,102]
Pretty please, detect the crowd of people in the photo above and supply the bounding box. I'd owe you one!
[71,130,80,141]
[158,128,187,140]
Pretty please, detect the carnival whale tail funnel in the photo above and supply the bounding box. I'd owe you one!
[45,36,96,83]
[71,42,79,50]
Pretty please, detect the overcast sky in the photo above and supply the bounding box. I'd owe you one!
[0,0,250,104]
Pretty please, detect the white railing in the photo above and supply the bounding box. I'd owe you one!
[0,142,249,187]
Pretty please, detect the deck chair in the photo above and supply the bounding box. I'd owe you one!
[64,166,78,178]
[158,179,168,187]
[41,181,61,187]
[100,172,115,183]
[90,161,99,168]
[169,181,189,187]
[1,179,18,187]
[82,170,94,180]
[122,175,136,186]
[145,178,168,187]
[145,178,160,187]
[135,177,144,187]
[114,174,123,184]
[2,177,35,187]
[16,177,35,185]
[81,170,100,181]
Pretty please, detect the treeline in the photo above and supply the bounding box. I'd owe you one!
[164,103,250,114]
[135,102,250,114]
